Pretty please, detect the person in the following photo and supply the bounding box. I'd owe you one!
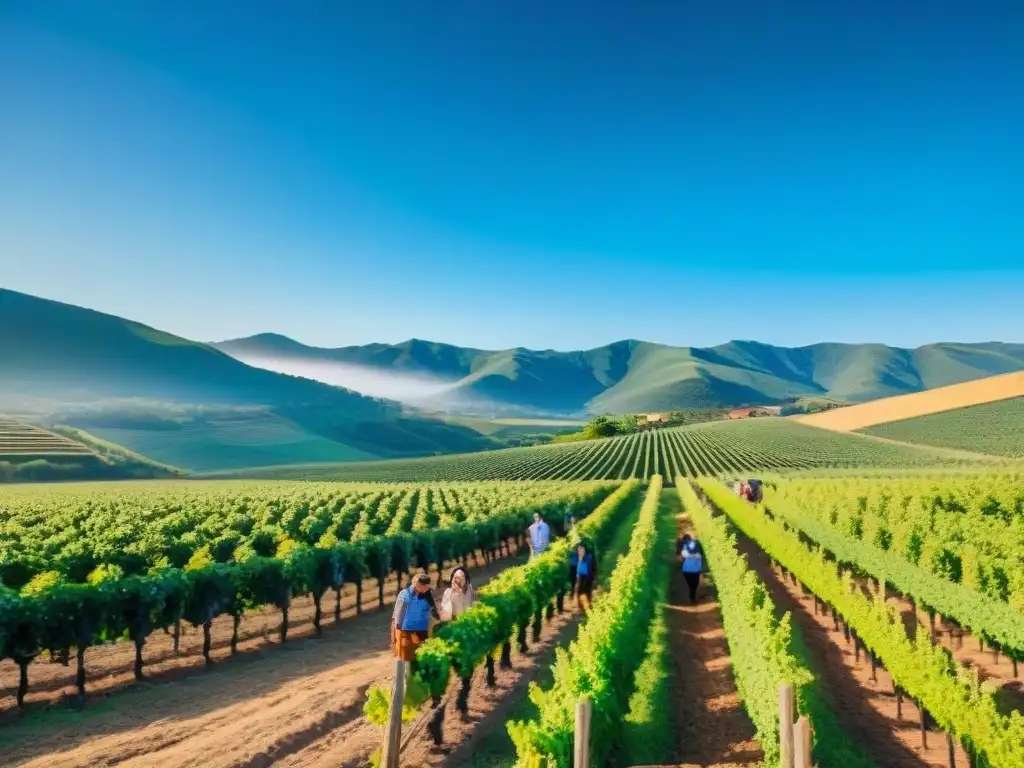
[681,537,704,604]
[677,532,693,557]
[570,542,597,611]
[562,511,577,536]
[440,566,476,621]
[527,512,550,559]
[391,573,441,666]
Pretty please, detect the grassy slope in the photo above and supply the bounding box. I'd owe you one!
[441,415,584,437]
[797,370,1024,431]
[215,333,1024,416]
[0,289,494,463]
[861,396,1024,458]
[78,411,376,471]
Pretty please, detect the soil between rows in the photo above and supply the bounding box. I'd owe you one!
[665,497,762,768]
[733,530,968,767]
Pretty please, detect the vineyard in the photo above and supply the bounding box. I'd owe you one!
[239,418,994,483]
[0,480,615,708]
[0,418,95,459]
[861,397,1024,458]
[5,470,1024,767]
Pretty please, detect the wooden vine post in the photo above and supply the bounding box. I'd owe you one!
[794,716,812,768]
[381,659,406,768]
[779,682,795,768]
[574,697,592,768]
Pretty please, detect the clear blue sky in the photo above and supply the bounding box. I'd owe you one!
[2,1,1022,351]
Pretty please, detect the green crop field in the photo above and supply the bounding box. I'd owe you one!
[235,417,992,483]
[82,410,376,472]
[5,466,1024,765]
[860,396,1024,458]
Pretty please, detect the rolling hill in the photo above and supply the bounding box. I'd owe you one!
[795,370,1024,431]
[214,334,1024,418]
[860,397,1024,458]
[0,289,495,469]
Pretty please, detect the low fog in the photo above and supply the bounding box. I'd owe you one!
[226,353,462,405]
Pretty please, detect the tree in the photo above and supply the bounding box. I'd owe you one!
[583,417,619,439]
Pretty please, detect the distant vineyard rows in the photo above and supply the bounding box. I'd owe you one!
[249,419,984,483]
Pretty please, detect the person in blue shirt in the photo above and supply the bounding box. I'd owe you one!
[681,537,704,604]
[391,573,441,665]
[570,543,597,611]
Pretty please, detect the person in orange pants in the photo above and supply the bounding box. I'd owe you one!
[391,573,440,666]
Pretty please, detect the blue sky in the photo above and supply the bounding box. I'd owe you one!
[2,1,1022,351]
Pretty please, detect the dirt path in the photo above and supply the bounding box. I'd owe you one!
[665,499,761,768]
[734,533,968,767]
[0,546,519,716]
[0,554,524,768]
[279,607,585,768]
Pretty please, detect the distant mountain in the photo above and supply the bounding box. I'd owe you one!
[214,334,1024,417]
[0,289,495,465]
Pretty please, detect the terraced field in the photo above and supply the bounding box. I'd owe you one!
[861,396,1024,458]
[0,418,95,459]
[241,418,990,483]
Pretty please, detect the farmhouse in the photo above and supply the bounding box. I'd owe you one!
[636,413,669,430]
[728,407,780,419]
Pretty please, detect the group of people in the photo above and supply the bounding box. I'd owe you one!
[734,478,764,503]
[391,511,707,666]
[531,511,595,611]
[390,565,477,663]
[392,511,599,663]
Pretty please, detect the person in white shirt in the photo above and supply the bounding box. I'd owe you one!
[440,566,476,621]
[527,513,551,559]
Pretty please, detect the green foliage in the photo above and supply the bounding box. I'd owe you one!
[861,397,1024,458]
[678,480,811,767]
[413,481,642,703]
[701,479,1024,768]
[21,570,65,596]
[508,478,665,767]
[619,504,675,766]
[364,673,432,726]
[765,475,1024,654]
[0,480,616,703]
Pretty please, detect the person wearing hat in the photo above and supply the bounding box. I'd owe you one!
[391,572,441,664]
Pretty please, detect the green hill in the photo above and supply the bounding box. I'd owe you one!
[860,397,1024,458]
[214,334,1024,418]
[0,289,495,468]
